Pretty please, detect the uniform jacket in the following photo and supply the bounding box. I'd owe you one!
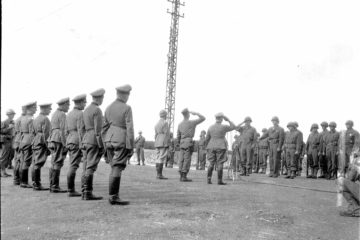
[285,130,302,152]
[177,118,205,148]
[19,115,35,148]
[237,125,257,147]
[342,129,360,151]
[154,119,170,148]
[323,130,340,150]
[198,135,207,150]
[49,109,67,145]
[268,125,285,149]
[0,118,14,143]
[135,136,146,149]
[32,114,51,148]
[103,99,134,149]
[319,130,329,154]
[258,134,269,150]
[13,115,24,148]
[66,108,85,146]
[205,123,235,150]
[306,131,321,154]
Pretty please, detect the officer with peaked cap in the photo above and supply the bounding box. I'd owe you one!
[31,103,52,190]
[177,108,205,182]
[323,121,340,180]
[81,88,105,200]
[318,121,329,178]
[267,116,285,178]
[135,130,146,166]
[258,128,269,174]
[48,98,70,192]
[12,106,26,185]
[305,123,321,179]
[64,94,87,197]
[340,120,360,177]
[205,112,236,184]
[0,109,16,177]
[103,85,133,205]
[19,102,37,187]
[154,109,170,180]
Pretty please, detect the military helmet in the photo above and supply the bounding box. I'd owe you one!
[6,109,16,115]
[345,120,354,126]
[293,122,299,128]
[329,122,337,127]
[320,121,328,127]
[311,123,319,130]
[244,116,252,122]
[287,122,294,128]
[271,116,279,122]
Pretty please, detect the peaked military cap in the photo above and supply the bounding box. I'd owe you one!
[215,112,224,118]
[24,101,37,108]
[329,122,337,127]
[271,116,279,122]
[90,88,105,97]
[181,108,189,115]
[159,110,167,117]
[56,98,70,105]
[244,116,252,122]
[320,121,328,127]
[116,84,132,93]
[311,123,319,130]
[39,103,52,108]
[72,94,87,102]
[6,109,16,115]
[345,120,354,126]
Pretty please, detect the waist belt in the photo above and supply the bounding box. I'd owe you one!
[111,124,126,130]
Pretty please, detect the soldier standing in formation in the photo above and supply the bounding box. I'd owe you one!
[48,98,70,192]
[196,130,207,170]
[293,122,304,176]
[268,116,285,178]
[284,122,302,179]
[340,120,360,177]
[205,113,236,185]
[298,140,306,176]
[237,117,257,176]
[65,95,86,197]
[81,89,105,200]
[12,107,25,184]
[103,85,133,205]
[176,108,205,182]
[135,131,146,166]
[154,110,170,180]
[165,132,175,168]
[31,103,52,190]
[0,109,16,177]
[252,133,260,173]
[324,122,340,180]
[306,123,321,179]
[319,122,329,178]
[258,128,269,174]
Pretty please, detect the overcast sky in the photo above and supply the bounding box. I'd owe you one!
[2,0,359,145]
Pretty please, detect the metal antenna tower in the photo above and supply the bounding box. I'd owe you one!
[165,0,184,133]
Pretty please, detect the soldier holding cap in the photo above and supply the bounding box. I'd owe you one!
[284,122,302,179]
[103,85,133,205]
[258,128,269,174]
[48,97,70,193]
[81,88,106,200]
[65,94,87,197]
[267,116,285,178]
[1,109,16,177]
[177,108,206,182]
[12,106,26,185]
[197,130,207,170]
[135,131,146,166]
[237,116,257,176]
[154,109,170,180]
[31,103,52,190]
[323,122,340,180]
[305,123,322,179]
[205,113,236,185]
[19,102,37,188]
[318,121,329,178]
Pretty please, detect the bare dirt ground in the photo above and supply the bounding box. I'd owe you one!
[1,154,359,240]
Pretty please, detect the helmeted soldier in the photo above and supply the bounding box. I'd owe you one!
[103,85,134,205]
[319,121,329,178]
[197,130,207,170]
[48,97,70,192]
[31,103,52,190]
[65,94,86,197]
[323,122,340,180]
[237,117,257,176]
[81,89,105,200]
[1,109,16,177]
[306,123,322,179]
[293,122,304,176]
[19,102,37,188]
[205,113,236,185]
[268,116,285,178]
[154,110,170,179]
[252,133,260,173]
[258,128,269,174]
[284,122,302,179]
[135,131,146,166]
[12,106,26,185]
[176,108,205,182]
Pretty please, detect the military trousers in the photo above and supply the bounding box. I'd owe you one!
[20,144,33,170]
[307,148,320,169]
[197,149,206,169]
[155,147,168,164]
[106,144,131,171]
[49,142,68,170]
[32,144,49,170]
[0,142,12,169]
[231,149,240,171]
[286,148,298,171]
[269,143,281,175]
[136,147,145,163]
[319,153,328,174]
[178,147,193,173]
[67,144,82,172]
[340,147,352,174]
[207,149,227,169]
[259,149,268,169]
[166,151,175,167]
[240,144,253,170]
[82,144,104,175]
[326,146,338,175]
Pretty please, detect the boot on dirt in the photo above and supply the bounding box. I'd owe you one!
[156,163,167,180]
[50,169,67,193]
[318,169,325,178]
[82,175,103,200]
[290,170,296,179]
[182,172,192,182]
[217,168,226,185]
[108,176,129,205]
[239,167,246,176]
[207,166,213,184]
[312,168,318,179]
[307,168,313,179]
[20,169,32,188]
[33,168,49,191]
[67,171,81,197]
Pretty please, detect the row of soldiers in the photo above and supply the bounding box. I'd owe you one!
[0,85,135,205]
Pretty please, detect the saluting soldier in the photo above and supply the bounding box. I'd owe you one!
[19,102,37,188]
[48,98,70,193]
[306,123,322,179]
[205,113,236,185]
[258,128,269,174]
[237,117,257,176]
[1,109,16,177]
[284,122,302,179]
[177,108,205,182]
[103,85,133,205]
[154,110,170,180]
[65,94,86,197]
[13,106,26,185]
[319,121,329,178]
[197,130,207,170]
[268,116,285,178]
[135,131,146,166]
[31,103,52,190]
[324,122,340,180]
[81,89,105,200]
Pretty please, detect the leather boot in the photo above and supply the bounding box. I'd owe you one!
[207,166,213,184]
[20,169,32,188]
[49,168,53,190]
[182,172,192,182]
[67,172,81,197]
[290,170,296,179]
[1,166,12,177]
[217,168,226,185]
[33,168,49,191]
[285,171,291,178]
[239,167,246,176]
[318,169,325,178]
[82,174,103,200]
[330,171,337,180]
[313,168,318,179]
[108,176,130,205]
[245,168,251,176]
[13,165,20,185]
[307,168,313,178]
[156,163,167,180]
[50,169,67,193]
